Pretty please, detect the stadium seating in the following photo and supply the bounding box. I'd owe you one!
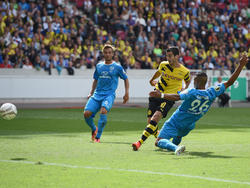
[0,0,249,73]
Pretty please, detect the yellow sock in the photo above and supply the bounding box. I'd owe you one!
[153,126,159,138]
[139,120,158,144]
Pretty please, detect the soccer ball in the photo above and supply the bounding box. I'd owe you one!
[0,103,17,120]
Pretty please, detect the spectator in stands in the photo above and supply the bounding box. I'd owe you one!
[183,50,194,69]
[140,51,152,69]
[22,56,33,69]
[66,61,74,75]
[153,43,163,57]
[0,55,13,68]
[229,1,238,12]
[34,55,43,70]
[39,48,49,63]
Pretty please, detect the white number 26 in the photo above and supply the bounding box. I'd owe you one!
[189,99,209,113]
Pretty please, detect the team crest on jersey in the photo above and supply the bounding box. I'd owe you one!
[109,66,114,72]
[215,86,220,91]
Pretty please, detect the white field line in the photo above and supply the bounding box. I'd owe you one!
[0,159,249,186]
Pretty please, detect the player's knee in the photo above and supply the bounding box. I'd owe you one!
[84,111,92,118]
[152,111,162,122]
[100,108,108,114]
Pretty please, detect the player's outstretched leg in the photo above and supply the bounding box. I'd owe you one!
[175,145,186,156]
[132,141,141,151]
[156,139,178,151]
[172,136,182,146]
[153,127,159,138]
[156,139,185,155]
[84,111,97,141]
[132,120,158,151]
[95,113,107,142]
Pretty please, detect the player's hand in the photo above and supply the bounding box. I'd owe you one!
[149,90,161,98]
[87,93,93,99]
[150,80,157,86]
[123,93,129,104]
[239,52,248,66]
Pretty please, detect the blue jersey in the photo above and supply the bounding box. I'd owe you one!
[93,61,127,100]
[167,83,226,131]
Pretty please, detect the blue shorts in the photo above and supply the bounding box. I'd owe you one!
[158,121,194,140]
[84,94,115,115]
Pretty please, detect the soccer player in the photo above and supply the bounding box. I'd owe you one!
[132,46,191,150]
[149,53,248,155]
[83,43,129,142]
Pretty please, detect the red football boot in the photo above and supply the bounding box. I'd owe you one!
[94,138,100,143]
[132,141,141,151]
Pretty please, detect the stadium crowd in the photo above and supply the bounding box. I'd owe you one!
[0,0,249,74]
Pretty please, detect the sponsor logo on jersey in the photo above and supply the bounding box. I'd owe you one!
[161,73,182,81]
[100,71,111,79]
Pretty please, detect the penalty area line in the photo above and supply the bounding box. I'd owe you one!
[0,159,250,186]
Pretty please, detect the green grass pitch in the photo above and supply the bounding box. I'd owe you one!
[0,107,250,188]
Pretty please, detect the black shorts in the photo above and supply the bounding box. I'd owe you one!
[147,97,175,118]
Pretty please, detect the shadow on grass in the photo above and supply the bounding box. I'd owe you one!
[100,141,132,145]
[154,149,237,159]
[154,148,175,155]
[11,158,27,161]
[0,136,29,139]
[186,151,236,158]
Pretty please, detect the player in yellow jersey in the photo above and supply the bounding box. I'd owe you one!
[132,47,191,151]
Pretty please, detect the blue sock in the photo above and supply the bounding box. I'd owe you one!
[157,139,178,151]
[84,116,96,132]
[96,114,107,139]
[172,136,182,146]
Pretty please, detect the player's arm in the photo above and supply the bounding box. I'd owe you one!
[88,79,97,99]
[183,71,191,90]
[149,90,180,101]
[184,79,191,90]
[149,70,161,86]
[224,53,248,89]
[123,78,129,104]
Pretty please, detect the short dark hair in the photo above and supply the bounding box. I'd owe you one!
[196,72,208,85]
[196,72,207,78]
[167,46,179,56]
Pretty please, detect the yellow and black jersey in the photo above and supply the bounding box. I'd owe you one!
[155,61,190,94]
